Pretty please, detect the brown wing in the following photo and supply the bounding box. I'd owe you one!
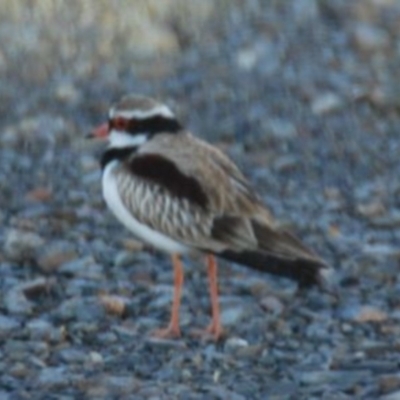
[117,132,330,288]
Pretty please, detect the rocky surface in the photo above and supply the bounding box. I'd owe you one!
[0,0,400,399]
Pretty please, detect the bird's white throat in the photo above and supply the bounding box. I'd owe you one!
[109,130,148,148]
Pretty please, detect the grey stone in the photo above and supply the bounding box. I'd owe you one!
[204,385,246,400]
[236,40,276,72]
[114,250,137,268]
[0,391,10,400]
[0,315,20,336]
[224,337,249,352]
[296,370,371,386]
[362,243,400,258]
[267,118,297,139]
[36,240,77,272]
[260,296,285,315]
[357,201,385,218]
[60,257,91,275]
[27,319,53,340]
[38,367,69,388]
[371,211,400,228]
[273,155,298,172]
[306,321,331,340]
[353,23,390,52]
[105,375,138,392]
[55,297,104,322]
[220,304,248,327]
[311,92,343,115]
[293,0,319,23]
[58,347,87,363]
[113,324,139,339]
[55,82,81,104]
[338,304,388,322]
[29,341,50,358]
[64,278,101,297]
[3,229,44,262]
[88,351,103,364]
[145,337,187,350]
[150,285,177,309]
[380,390,400,400]
[4,286,33,315]
[20,277,50,297]
[96,331,118,345]
[60,256,103,279]
[9,362,29,378]
[266,381,299,397]
[379,374,400,395]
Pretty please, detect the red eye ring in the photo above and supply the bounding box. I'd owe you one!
[113,117,128,130]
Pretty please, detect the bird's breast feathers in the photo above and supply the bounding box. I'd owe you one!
[102,160,192,254]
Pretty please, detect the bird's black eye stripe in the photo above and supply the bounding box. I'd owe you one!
[107,114,182,135]
[126,116,182,135]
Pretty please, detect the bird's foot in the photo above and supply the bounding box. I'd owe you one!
[150,324,181,339]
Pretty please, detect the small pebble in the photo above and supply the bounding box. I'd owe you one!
[105,375,138,392]
[293,0,318,23]
[3,229,44,262]
[371,211,400,228]
[55,82,81,104]
[311,92,343,115]
[339,304,388,323]
[89,351,103,364]
[297,370,371,386]
[38,367,69,388]
[36,241,77,273]
[362,244,400,258]
[56,297,104,322]
[145,337,187,350]
[267,118,297,139]
[353,23,390,52]
[0,315,20,337]
[380,390,400,400]
[380,375,400,394]
[357,201,385,218]
[260,296,285,315]
[58,347,86,364]
[114,251,137,268]
[99,294,128,316]
[220,305,248,327]
[27,319,53,340]
[4,287,33,315]
[20,277,51,298]
[224,337,249,352]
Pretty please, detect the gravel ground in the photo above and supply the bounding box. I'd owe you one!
[1,1,400,399]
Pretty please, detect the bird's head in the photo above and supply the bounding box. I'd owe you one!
[88,94,182,148]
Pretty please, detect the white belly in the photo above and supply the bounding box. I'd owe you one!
[102,161,191,254]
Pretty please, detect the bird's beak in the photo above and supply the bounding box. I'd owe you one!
[86,123,109,139]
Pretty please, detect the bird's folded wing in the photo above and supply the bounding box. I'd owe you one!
[113,135,319,262]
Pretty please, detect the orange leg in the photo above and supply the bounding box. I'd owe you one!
[151,254,183,339]
[205,254,223,340]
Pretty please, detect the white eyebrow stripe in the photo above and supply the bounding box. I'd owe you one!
[109,105,175,120]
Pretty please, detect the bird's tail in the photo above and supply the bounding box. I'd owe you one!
[218,248,329,288]
[217,219,335,294]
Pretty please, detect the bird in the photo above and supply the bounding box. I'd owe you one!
[87,94,332,340]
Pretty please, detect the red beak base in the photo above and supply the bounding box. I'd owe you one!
[87,123,109,139]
